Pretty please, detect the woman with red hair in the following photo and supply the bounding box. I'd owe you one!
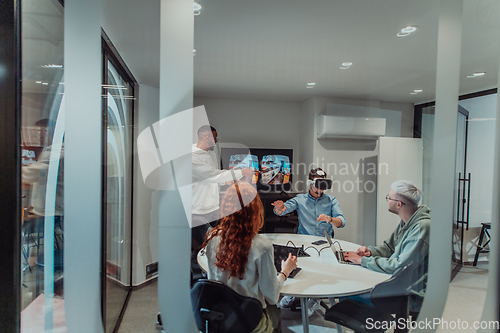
[203,182,297,332]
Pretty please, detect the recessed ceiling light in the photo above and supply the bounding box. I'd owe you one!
[194,2,202,15]
[42,82,49,85]
[467,72,486,78]
[401,26,418,34]
[397,26,418,37]
[306,82,316,88]
[340,66,350,69]
[342,62,353,67]
[36,81,42,84]
[410,92,418,95]
[414,89,423,93]
[41,64,63,68]
[193,48,197,56]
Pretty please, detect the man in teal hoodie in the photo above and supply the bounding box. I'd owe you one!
[344,180,430,312]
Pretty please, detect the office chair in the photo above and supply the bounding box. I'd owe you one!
[191,279,263,333]
[324,262,418,333]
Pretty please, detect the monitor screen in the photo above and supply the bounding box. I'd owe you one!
[220,147,293,192]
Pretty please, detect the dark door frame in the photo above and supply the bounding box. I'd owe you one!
[0,0,22,331]
[101,29,137,333]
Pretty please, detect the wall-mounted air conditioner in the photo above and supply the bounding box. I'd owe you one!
[317,115,386,139]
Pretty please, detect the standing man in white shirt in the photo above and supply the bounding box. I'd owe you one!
[191,125,253,246]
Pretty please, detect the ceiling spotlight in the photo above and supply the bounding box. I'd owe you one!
[414,89,423,93]
[41,64,63,68]
[397,26,418,37]
[36,81,42,84]
[193,48,197,56]
[401,26,418,33]
[467,72,486,78]
[306,82,316,88]
[342,62,353,67]
[194,2,202,16]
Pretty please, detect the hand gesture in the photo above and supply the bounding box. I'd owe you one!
[317,214,331,223]
[271,200,286,213]
[356,246,371,257]
[343,251,362,265]
[241,167,254,178]
[281,252,298,276]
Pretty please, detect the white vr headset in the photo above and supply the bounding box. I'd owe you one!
[307,177,333,190]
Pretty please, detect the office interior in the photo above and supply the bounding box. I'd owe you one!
[1,0,499,332]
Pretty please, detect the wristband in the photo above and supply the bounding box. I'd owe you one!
[280,271,288,279]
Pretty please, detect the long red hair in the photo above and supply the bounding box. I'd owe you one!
[203,182,264,279]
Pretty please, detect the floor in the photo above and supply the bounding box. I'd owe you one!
[117,261,490,333]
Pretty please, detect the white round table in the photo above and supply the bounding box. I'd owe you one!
[197,233,391,333]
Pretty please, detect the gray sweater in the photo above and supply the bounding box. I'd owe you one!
[361,205,431,311]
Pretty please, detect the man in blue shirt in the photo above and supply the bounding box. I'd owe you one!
[272,168,346,237]
[272,168,346,315]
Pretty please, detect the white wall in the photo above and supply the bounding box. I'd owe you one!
[309,97,414,245]
[132,84,159,285]
[194,96,301,149]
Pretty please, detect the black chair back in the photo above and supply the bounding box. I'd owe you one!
[191,279,263,333]
[370,262,418,314]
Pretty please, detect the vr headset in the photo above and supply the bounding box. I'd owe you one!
[306,177,333,190]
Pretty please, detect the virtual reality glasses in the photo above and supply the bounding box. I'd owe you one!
[306,178,333,190]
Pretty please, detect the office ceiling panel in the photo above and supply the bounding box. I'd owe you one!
[105,0,500,104]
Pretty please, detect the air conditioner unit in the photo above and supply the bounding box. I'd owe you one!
[317,115,386,139]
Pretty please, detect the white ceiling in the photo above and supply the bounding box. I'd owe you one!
[192,0,500,103]
[26,0,500,105]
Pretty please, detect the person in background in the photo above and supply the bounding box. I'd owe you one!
[203,183,297,333]
[272,167,346,315]
[191,125,254,253]
[344,180,430,312]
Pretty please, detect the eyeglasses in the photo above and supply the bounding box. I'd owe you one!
[385,194,405,205]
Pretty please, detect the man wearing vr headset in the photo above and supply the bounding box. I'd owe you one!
[272,168,346,237]
[272,168,346,315]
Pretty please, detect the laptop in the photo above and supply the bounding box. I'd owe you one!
[324,229,354,265]
[272,244,302,278]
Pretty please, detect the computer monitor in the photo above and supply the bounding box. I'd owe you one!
[220,147,293,192]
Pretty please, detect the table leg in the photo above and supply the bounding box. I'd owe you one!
[300,297,309,333]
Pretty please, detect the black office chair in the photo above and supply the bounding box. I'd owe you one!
[191,216,211,286]
[324,262,418,333]
[191,279,263,333]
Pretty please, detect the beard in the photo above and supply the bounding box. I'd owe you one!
[388,207,397,214]
[207,146,215,151]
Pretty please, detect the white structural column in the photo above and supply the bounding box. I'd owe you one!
[416,1,463,331]
[478,48,500,331]
[157,0,197,331]
[64,0,104,332]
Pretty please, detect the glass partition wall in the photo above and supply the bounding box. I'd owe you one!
[20,0,65,331]
[17,1,135,331]
[101,42,135,333]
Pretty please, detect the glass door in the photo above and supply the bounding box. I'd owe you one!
[451,108,469,279]
[102,42,135,332]
[418,104,469,280]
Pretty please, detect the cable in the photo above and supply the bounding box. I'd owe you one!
[318,245,331,255]
[303,246,321,255]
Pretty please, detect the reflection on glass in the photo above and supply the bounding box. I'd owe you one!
[20,0,65,331]
[104,60,133,332]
